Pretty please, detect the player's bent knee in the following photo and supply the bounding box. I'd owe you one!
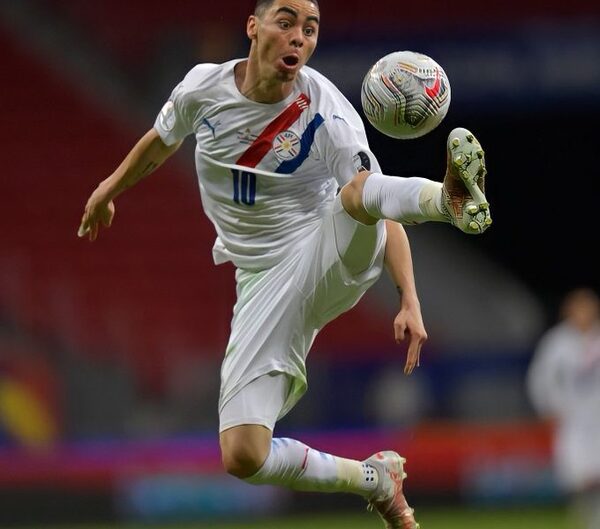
[219,426,271,479]
[221,442,266,478]
[340,171,378,225]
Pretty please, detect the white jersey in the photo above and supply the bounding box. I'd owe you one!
[154,59,380,271]
[526,322,600,491]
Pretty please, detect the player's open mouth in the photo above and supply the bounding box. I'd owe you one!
[282,55,299,67]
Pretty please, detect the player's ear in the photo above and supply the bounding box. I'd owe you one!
[247,16,258,40]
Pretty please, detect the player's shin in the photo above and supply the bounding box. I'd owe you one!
[244,437,379,496]
[362,173,447,224]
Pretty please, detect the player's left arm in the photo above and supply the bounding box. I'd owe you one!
[383,220,427,374]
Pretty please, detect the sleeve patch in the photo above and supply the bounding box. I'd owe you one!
[158,101,176,131]
[353,151,371,172]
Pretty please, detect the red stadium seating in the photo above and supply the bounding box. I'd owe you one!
[1,28,237,392]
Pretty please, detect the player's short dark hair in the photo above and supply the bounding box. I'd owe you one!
[254,0,319,17]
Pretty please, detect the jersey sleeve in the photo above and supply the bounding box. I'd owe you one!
[153,65,207,146]
[315,87,381,188]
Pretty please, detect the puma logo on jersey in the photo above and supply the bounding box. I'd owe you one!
[202,118,220,139]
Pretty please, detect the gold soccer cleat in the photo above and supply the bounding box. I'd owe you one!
[365,451,420,529]
[441,127,492,234]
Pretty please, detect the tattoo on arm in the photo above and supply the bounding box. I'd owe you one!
[139,161,158,178]
[124,161,158,189]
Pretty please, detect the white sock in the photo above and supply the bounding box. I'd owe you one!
[245,437,379,496]
[362,172,447,224]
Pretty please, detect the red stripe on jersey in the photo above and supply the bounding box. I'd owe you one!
[236,93,310,168]
[300,447,309,470]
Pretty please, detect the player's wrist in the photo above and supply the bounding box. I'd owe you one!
[396,286,419,306]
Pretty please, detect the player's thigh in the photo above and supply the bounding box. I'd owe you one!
[219,372,292,433]
[299,194,386,327]
[219,263,308,416]
[331,192,386,276]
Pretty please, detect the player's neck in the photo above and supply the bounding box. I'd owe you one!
[235,59,295,104]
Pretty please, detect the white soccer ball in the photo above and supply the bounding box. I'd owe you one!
[361,50,451,140]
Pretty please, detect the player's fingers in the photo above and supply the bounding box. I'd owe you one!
[405,330,425,374]
[89,222,99,241]
[77,222,89,238]
[404,342,421,375]
[78,210,89,237]
[394,323,406,343]
[102,202,115,227]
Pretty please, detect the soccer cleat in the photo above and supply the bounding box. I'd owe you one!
[365,451,420,529]
[441,127,492,234]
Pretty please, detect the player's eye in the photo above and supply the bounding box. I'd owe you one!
[304,26,316,37]
[278,19,291,29]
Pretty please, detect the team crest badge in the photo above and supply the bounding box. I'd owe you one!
[272,130,301,161]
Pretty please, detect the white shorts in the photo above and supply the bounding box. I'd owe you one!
[219,372,290,432]
[218,194,387,432]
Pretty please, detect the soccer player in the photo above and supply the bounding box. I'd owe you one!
[527,288,600,529]
[77,1,491,527]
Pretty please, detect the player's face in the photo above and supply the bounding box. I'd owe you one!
[248,0,320,82]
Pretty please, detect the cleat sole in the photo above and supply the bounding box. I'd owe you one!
[444,127,492,234]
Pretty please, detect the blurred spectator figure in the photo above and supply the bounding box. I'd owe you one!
[526,287,600,529]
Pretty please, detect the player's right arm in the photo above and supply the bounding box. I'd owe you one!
[77,128,182,241]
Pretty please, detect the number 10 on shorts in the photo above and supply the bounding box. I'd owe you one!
[232,169,256,206]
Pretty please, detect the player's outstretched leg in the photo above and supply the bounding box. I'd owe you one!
[365,451,420,529]
[441,127,492,234]
[343,127,491,232]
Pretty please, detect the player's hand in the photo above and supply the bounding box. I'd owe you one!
[393,301,427,375]
[77,187,115,241]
